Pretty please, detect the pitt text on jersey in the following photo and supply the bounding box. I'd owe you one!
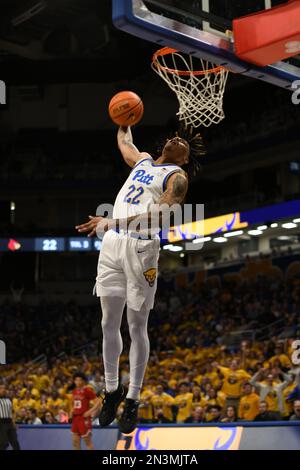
[132,169,154,185]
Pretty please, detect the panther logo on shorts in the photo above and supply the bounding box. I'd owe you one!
[143,268,157,286]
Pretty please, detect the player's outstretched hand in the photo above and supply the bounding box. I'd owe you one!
[75,215,112,237]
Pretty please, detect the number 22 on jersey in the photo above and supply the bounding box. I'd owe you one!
[123,185,144,205]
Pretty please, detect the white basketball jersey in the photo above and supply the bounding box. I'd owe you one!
[113,155,181,219]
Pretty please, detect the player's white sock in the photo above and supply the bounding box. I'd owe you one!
[126,304,150,401]
[100,296,126,393]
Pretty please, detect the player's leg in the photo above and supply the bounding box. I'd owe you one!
[118,303,150,434]
[126,304,151,400]
[97,231,127,392]
[96,232,128,426]
[7,422,21,450]
[99,296,127,426]
[82,434,94,450]
[101,296,126,392]
[72,433,81,450]
[118,237,160,434]
[0,423,9,450]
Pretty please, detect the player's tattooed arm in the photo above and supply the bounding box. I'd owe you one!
[75,171,188,236]
[158,171,188,206]
[116,170,188,230]
[117,126,147,168]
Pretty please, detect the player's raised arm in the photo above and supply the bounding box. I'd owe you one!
[117,126,144,168]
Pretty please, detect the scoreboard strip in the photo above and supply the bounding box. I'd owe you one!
[0,238,102,252]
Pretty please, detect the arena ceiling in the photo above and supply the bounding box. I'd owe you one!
[0,0,158,84]
[0,0,257,87]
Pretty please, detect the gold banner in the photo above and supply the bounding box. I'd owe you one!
[168,212,248,243]
[116,426,243,450]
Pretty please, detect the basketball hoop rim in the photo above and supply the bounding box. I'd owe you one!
[152,47,226,76]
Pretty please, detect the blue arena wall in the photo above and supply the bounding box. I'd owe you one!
[17,422,300,450]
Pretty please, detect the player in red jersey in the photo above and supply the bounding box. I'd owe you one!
[71,372,101,450]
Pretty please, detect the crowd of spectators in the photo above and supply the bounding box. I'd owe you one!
[0,300,100,361]
[1,274,300,424]
[1,275,300,363]
[1,339,300,425]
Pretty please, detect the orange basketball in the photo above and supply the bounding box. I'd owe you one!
[108,91,144,126]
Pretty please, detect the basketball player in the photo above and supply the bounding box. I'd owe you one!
[71,372,101,450]
[76,126,190,434]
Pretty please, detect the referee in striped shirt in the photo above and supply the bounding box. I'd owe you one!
[0,383,20,450]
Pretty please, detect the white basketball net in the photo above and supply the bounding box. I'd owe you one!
[152,48,229,128]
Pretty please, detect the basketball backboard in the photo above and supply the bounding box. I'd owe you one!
[112,0,300,90]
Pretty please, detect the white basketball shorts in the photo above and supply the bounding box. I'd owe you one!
[95,230,160,311]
